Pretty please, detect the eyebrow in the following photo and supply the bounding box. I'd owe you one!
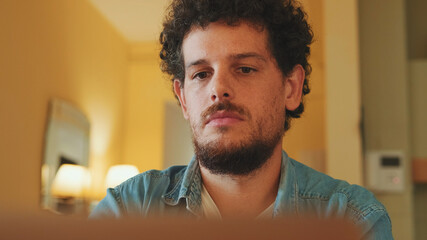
[185,52,267,69]
[230,52,267,62]
[186,59,209,69]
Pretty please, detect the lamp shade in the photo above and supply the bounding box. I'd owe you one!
[105,165,139,188]
[51,164,91,198]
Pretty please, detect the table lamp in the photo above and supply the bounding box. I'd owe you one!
[51,164,91,214]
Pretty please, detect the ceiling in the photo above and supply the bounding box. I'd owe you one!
[89,0,171,42]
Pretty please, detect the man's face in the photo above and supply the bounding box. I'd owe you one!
[174,21,301,175]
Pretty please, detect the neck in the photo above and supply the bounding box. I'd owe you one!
[199,142,283,219]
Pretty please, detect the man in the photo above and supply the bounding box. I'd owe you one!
[91,0,392,239]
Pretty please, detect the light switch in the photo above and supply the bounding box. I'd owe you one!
[366,151,405,193]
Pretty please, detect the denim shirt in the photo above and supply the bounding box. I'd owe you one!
[90,151,393,239]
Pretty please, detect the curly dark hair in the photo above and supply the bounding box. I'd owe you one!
[160,0,313,131]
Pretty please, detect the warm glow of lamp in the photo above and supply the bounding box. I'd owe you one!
[51,164,91,198]
[105,165,139,188]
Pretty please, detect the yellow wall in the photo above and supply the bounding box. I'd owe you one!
[285,0,363,186]
[323,0,363,185]
[282,0,326,172]
[122,43,175,172]
[0,0,128,209]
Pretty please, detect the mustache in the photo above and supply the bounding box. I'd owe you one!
[201,101,251,123]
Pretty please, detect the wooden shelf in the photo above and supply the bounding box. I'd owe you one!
[412,158,427,183]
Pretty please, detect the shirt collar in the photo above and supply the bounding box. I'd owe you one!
[273,150,298,217]
[162,156,203,216]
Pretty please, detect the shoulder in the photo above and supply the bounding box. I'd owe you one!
[90,165,188,218]
[120,165,187,190]
[291,159,377,207]
[117,165,188,201]
[289,159,391,234]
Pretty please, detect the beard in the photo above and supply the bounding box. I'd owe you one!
[192,101,284,176]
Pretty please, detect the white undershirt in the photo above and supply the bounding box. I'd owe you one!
[201,184,275,219]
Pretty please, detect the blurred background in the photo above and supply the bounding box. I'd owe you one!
[0,0,425,239]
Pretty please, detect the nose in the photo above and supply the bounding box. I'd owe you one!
[210,70,234,102]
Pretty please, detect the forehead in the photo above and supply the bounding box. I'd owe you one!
[181,21,272,64]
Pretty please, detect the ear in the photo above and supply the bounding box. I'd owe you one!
[173,79,189,119]
[284,64,305,111]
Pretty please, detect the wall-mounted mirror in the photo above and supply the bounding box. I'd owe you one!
[41,99,90,214]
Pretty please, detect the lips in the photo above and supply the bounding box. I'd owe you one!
[205,111,243,126]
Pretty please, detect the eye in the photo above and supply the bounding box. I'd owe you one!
[238,67,256,74]
[193,71,210,80]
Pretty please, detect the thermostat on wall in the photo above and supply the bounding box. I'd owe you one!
[366,151,405,193]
